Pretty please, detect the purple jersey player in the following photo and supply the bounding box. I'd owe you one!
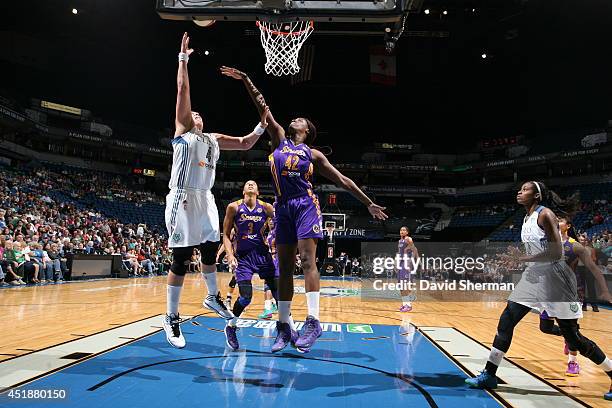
[222,180,277,350]
[398,226,418,313]
[221,66,389,353]
[259,215,279,320]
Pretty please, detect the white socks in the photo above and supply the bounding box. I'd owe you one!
[306,291,320,320]
[278,301,296,330]
[402,295,412,306]
[568,354,577,363]
[599,357,612,372]
[278,300,291,323]
[488,347,505,367]
[202,272,218,296]
[264,299,272,310]
[167,284,183,315]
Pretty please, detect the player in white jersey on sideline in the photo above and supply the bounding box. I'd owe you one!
[465,181,612,401]
[163,33,270,349]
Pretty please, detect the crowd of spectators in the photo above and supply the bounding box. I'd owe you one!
[0,166,171,286]
[579,230,612,274]
[1,163,609,289]
[579,200,610,230]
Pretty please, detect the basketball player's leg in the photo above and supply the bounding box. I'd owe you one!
[272,242,299,352]
[539,310,562,335]
[226,273,237,308]
[224,276,254,350]
[294,237,322,352]
[538,310,581,375]
[556,318,612,396]
[259,256,279,319]
[466,301,531,388]
[201,241,233,319]
[199,194,233,318]
[259,283,276,319]
[399,288,413,312]
[292,194,324,352]
[270,200,300,352]
[163,245,193,349]
[398,267,413,312]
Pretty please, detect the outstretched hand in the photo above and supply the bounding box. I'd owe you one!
[220,66,246,80]
[180,32,195,57]
[368,203,388,220]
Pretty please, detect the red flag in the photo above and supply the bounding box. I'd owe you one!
[370,46,396,86]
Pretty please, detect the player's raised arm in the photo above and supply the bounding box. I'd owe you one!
[311,149,388,220]
[214,106,269,151]
[220,66,285,149]
[222,202,238,272]
[175,33,195,137]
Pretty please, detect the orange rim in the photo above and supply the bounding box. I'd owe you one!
[256,20,314,36]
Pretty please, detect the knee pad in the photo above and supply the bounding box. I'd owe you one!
[557,319,603,361]
[238,296,252,307]
[493,305,523,352]
[171,246,193,276]
[496,308,514,341]
[237,281,253,307]
[539,318,561,335]
[199,241,218,266]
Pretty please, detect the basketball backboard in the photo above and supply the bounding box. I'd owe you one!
[157,0,423,74]
[322,213,346,232]
[157,0,420,24]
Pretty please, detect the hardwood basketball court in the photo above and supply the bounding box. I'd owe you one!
[1,274,609,408]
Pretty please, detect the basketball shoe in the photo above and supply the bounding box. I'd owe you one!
[163,313,186,349]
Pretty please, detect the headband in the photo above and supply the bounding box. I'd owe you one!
[533,181,542,199]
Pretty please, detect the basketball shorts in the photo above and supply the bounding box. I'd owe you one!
[509,260,583,320]
[275,193,323,245]
[235,250,278,283]
[165,188,220,248]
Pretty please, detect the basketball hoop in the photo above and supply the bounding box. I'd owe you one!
[256,20,314,76]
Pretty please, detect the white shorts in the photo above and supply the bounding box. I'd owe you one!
[509,261,583,320]
[520,301,583,320]
[165,189,220,248]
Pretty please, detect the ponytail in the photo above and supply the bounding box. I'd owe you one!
[531,181,580,217]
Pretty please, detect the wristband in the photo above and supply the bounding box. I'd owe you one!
[178,52,189,63]
[254,123,266,136]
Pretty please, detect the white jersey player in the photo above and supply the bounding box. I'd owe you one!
[466,181,612,401]
[163,33,270,349]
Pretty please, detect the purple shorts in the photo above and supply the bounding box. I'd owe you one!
[275,194,323,245]
[398,268,413,282]
[235,250,278,283]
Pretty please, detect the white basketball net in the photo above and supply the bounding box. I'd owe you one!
[257,20,314,76]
